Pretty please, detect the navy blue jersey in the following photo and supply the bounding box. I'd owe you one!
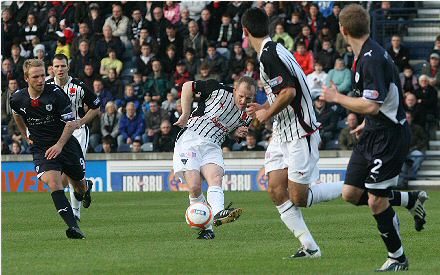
[352,38,406,129]
[9,84,75,147]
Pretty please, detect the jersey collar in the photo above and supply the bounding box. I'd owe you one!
[54,76,73,88]
[258,37,272,60]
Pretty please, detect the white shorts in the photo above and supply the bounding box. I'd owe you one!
[72,126,89,157]
[264,132,320,184]
[173,130,224,183]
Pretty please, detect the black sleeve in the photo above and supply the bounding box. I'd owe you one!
[192,79,224,101]
[53,86,75,122]
[9,92,19,115]
[261,49,297,95]
[361,57,388,103]
[81,81,100,109]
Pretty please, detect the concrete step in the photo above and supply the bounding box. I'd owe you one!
[408,26,440,35]
[418,170,440,177]
[408,179,440,187]
[423,2,440,8]
[419,160,440,170]
[429,140,440,150]
[403,36,438,43]
[436,130,440,140]
[416,13,440,19]
[418,9,440,16]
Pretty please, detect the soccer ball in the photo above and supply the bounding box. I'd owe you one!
[185,203,213,230]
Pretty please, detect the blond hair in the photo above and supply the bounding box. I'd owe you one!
[339,4,370,38]
[23,59,45,77]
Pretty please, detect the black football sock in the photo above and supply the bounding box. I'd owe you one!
[51,190,79,228]
[388,191,416,210]
[373,206,406,263]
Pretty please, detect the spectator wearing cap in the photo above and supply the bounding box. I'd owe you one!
[173,60,191,96]
[153,120,176,152]
[161,24,184,59]
[316,39,340,73]
[421,52,440,91]
[104,3,130,47]
[183,48,200,78]
[326,59,352,95]
[70,40,97,78]
[144,59,173,103]
[93,79,114,113]
[338,113,359,150]
[228,42,247,83]
[118,102,145,146]
[100,48,123,77]
[272,22,294,52]
[400,66,419,94]
[387,35,410,72]
[1,8,19,59]
[85,4,105,37]
[33,44,50,70]
[197,8,220,43]
[94,24,125,61]
[103,68,124,99]
[306,62,328,99]
[183,20,208,59]
[293,41,314,75]
[202,43,227,81]
[164,1,181,25]
[143,101,169,143]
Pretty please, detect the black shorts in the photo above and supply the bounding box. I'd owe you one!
[31,137,85,181]
[344,124,410,197]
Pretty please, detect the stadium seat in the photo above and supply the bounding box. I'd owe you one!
[141,142,154,152]
[257,141,269,149]
[117,144,131,152]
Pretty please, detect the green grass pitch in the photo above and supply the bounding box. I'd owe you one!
[2,191,440,274]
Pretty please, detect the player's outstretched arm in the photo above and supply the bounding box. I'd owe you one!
[45,120,77,159]
[255,87,296,123]
[12,113,33,144]
[174,81,194,128]
[79,107,100,129]
[321,82,380,115]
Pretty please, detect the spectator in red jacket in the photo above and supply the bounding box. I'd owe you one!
[293,41,314,75]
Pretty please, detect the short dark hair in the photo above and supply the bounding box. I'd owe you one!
[339,4,370,38]
[241,8,269,38]
[52,53,68,64]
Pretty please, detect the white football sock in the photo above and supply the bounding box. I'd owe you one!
[307,181,343,207]
[189,193,206,205]
[277,200,318,250]
[69,183,81,218]
[207,186,224,216]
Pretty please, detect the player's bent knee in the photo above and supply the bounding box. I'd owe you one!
[342,191,359,205]
[267,185,288,205]
[290,192,308,207]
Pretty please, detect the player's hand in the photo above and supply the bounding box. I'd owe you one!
[45,143,63,159]
[320,81,340,103]
[174,113,190,128]
[255,109,270,123]
[350,123,365,140]
[126,137,132,144]
[246,103,262,118]
[234,126,248,139]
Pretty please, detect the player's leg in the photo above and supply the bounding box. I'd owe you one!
[287,133,342,208]
[369,189,408,271]
[201,163,224,216]
[40,170,85,239]
[68,128,88,220]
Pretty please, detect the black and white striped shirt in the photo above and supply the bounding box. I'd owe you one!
[259,37,320,142]
[185,80,252,145]
[46,76,100,121]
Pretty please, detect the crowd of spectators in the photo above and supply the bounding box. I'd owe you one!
[1,1,439,156]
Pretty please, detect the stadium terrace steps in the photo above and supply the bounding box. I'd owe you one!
[409,179,440,188]
[429,141,440,150]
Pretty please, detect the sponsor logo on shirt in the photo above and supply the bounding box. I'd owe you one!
[268,75,283,88]
[93,98,100,106]
[211,116,228,133]
[363,89,380,100]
